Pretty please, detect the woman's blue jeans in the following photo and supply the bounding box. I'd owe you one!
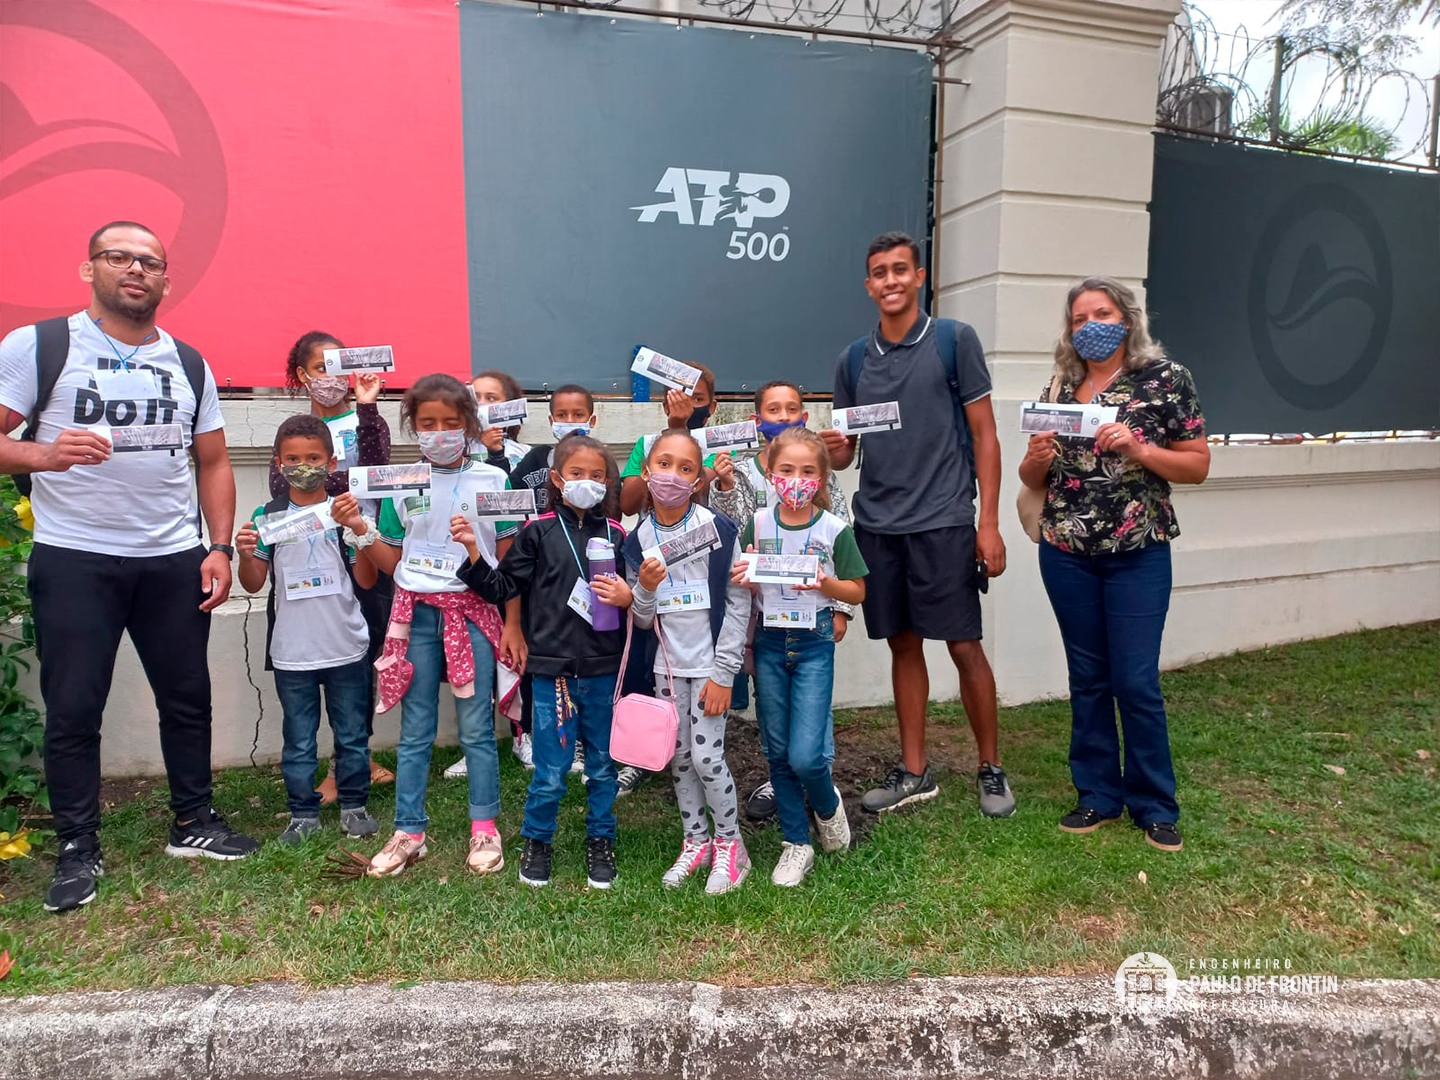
[1038,541,1179,826]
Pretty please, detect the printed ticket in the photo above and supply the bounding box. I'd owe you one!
[631,346,702,395]
[642,518,722,569]
[458,489,538,519]
[108,423,185,453]
[258,506,328,546]
[702,420,760,452]
[322,345,395,374]
[738,552,819,586]
[348,462,432,498]
[832,402,901,435]
[479,398,530,428]
[1019,401,1117,439]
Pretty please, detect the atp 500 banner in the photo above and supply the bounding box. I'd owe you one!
[1,0,932,391]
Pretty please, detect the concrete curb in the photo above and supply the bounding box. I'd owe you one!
[3,976,1437,1080]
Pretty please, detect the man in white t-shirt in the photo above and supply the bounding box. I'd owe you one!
[0,221,258,915]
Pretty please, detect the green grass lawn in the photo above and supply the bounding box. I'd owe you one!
[1,623,1436,994]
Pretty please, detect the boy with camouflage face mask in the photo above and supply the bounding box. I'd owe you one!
[235,414,383,846]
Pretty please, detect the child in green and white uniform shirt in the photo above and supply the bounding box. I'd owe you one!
[710,378,854,822]
[618,362,720,517]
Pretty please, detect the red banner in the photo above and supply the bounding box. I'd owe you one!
[1,0,469,388]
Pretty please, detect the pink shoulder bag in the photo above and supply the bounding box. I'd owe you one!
[609,613,679,772]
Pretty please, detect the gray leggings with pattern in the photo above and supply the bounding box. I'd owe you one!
[659,676,739,840]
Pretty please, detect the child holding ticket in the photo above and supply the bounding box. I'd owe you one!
[452,434,631,890]
[619,361,720,516]
[731,427,868,888]
[470,369,530,475]
[356,374,515,879]
[621,431,753,894]
[235,415,381,846]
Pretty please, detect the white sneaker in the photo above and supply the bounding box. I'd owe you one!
[512,732,534,770]
[569,740,585,775]
[771,841,815,887]
[814,787,851,853]
[443,756,468,779]
[661,836,712,889]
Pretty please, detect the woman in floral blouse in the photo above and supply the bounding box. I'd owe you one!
[1018,276,1209,853]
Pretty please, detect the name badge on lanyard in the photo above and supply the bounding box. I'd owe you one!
[405,542,459,579]
[656,579,711,613]
[567,576,595,625]
[283,532,343,600]
[763,589,816,629]
[95,367,159,401]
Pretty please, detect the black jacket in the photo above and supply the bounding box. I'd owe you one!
[456,504,626,678]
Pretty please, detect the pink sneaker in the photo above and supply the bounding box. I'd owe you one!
[705,836,751,895]
[366,830,427,878]
[661,836,712,889]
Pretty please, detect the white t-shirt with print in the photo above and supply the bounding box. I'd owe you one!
[378,460,514,594]
[0,312,224,557]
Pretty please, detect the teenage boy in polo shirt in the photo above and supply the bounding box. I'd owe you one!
[820,232,1016,818]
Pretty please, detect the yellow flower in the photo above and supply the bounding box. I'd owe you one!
[15,496,34,532]
[0,830,33,860]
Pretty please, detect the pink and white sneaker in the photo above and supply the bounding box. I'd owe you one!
[705,837,752,895]
[366,830,427,878]
[661,836,712,889]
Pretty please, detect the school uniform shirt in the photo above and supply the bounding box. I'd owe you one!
[0,312,224,557]
[250,499,368,671]
[378,460,514,594]
[740,507,868,621]
[628,506,749,685]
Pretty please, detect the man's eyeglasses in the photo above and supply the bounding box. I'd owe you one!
[90,249,167,276]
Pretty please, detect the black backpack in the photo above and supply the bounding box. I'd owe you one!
[12,316,206,497]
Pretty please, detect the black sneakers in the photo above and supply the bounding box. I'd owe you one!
[44,834,104,914]
[585,835,617,890]
[1058,806,1119,833]
[519,838,553,887]
[1143,822,1184,852]
[164,808,260,861]
[744,780,776,822]
[860,764,939,814]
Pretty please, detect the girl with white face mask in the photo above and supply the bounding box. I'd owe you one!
[357,374,515,879]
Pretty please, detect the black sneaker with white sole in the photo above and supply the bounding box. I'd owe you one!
[585,835,617,889]
[44,834,104,914]
[860,764,939,814]
[615,766,649,797]
[744,780,776,822]
[519,838,553,887]
[165,808,260,861]
[1143,822,1184,852]
[1059,806,1119,833]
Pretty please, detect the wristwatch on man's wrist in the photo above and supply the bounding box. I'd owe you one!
[208,543,235,559]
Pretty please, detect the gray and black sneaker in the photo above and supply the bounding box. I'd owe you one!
[744,780,776,822]
[165,808,260,861]
[615,766,649,797]
[339,808,380,839]
[585,835,617,890]
[277,816,321,845]
[977,763,1016,818]
[44,834,104,914]
[519,838,553,887]
[860,764,939,814]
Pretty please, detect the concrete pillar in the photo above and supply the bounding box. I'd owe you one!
[939,0,1182,702]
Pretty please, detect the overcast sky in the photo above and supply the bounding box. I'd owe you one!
[1188,0,1440,162]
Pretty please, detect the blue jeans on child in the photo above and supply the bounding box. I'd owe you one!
[394,602,500,832]
[1038,540,1179,827]
[275,656,372,817]
[753,608,841,846]
[523,673,619,843]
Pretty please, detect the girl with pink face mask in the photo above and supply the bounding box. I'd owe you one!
[729,426,869,889]
[622,431,754,895]
[271,331,391,501]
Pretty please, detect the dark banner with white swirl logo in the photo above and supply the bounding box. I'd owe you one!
[1147,134,1439,434]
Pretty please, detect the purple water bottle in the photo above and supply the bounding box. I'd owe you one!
[585,536,621,631]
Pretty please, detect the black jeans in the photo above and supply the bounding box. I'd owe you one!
[29,543,215,841]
